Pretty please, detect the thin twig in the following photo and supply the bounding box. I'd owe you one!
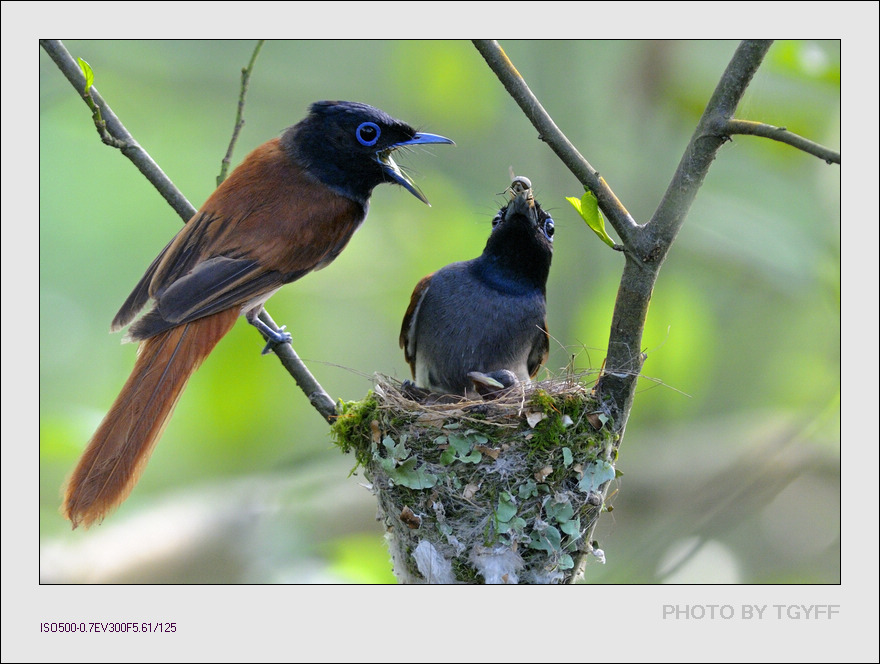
[725,119,841,164]
[218,40,265,186]
[40,39,338,424]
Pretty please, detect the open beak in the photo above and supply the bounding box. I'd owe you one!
[507,188,536,220]
[377,132,454,205]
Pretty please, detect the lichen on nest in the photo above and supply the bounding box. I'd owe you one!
[330,373,618,584]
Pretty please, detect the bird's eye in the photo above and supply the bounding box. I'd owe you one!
[492,212,503,229]
[356,122,380,147]
[543,217,555,240]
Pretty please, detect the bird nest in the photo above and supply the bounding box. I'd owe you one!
[331,373,619,584]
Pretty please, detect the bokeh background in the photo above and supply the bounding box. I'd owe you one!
[39,40,840,584]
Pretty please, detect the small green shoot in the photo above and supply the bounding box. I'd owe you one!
[566,190,616,248]
[77,58,94,93]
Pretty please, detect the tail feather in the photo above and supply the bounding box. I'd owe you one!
[63,309,238,528]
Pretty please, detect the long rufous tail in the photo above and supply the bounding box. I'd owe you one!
[63,309,238,528]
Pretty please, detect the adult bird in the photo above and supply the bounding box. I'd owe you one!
[400,183,554,398]
[63,100,453,528]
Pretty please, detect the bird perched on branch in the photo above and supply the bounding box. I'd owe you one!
[400,180,554,398]
[63,100,453,528]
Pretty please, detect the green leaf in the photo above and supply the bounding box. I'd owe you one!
[566,191,616,248]
[546,499,574,524]
[578,460,616,494]
[461,450,482,464]
[529,525,562,553]
[440,432,483,464]
[497,516,527,535]
[557,554,575,570]
[467,432,489,446]
[447,433,472,455]
[562,447,573,467]
[495,492,518,523]
[377,456,396,473]
[518,479,538,500]
[388,457,438,489]
[509,517,527,535]
[77,57,95,93]
[382,435,409,461]
[560,517,581,538]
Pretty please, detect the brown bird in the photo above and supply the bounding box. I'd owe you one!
[63,100,452,528]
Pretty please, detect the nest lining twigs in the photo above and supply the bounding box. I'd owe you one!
[331,373,618,584]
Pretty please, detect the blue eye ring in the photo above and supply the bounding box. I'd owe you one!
[543,217,555,240]
[356,122,381,147]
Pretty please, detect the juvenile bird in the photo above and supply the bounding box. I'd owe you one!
[400,183,554,398]
[63,100,453,528]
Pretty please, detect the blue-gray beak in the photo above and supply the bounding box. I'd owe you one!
[377,132,454,205]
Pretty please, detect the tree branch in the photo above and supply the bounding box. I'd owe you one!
[40,39,338,424]
[599,40,776,430]
[725,119,841,164]
[256,311,337,423]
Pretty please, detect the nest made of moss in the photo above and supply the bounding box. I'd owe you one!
[331,374,619,584]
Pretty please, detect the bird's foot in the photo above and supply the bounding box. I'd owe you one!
[247,314,293,355]
[260,325,292,355]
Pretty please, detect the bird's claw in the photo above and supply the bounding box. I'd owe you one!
[261,325,292,355]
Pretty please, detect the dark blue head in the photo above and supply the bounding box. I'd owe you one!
[282,101,453,205]
[475,189,554,294]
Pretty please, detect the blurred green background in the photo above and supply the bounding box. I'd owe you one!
[39,40,839,584]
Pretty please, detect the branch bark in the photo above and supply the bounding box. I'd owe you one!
[725,119,841,164]
[40,39,338,424]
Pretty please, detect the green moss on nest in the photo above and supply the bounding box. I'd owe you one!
[332,374,616,584]
[330,393,380,468]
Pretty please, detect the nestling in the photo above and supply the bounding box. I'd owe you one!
[400,182,554,398]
